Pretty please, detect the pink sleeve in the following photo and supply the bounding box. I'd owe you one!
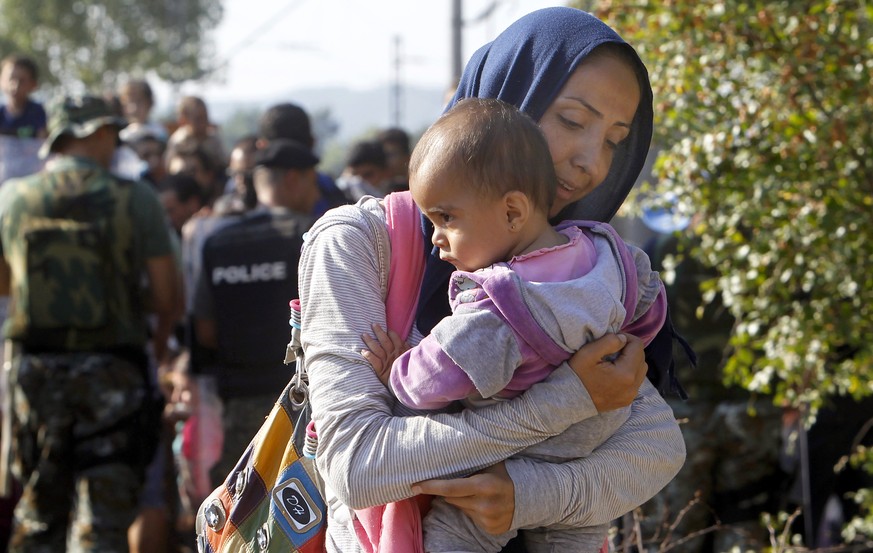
[390,333,478,411]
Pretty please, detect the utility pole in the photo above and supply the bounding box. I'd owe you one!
[450,1,501,88]
[392,35,402,127]
[451,0,463,86]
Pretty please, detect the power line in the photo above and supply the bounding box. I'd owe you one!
[201,0,308,79]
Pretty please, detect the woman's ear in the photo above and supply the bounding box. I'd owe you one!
[503,190,531,232]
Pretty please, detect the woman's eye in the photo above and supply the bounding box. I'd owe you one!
[606,132,630,150]
[559,115,583,129]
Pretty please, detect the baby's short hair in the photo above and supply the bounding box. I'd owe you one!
[410,97,556,213]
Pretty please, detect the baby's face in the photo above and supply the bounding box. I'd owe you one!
[0,63,36,107]
[411,169,517,273]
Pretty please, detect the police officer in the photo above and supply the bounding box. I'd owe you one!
[0,95,178,552]
[191,139,344,485]
[257,103,348,213]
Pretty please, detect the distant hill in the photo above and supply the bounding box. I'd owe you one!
[207,84,447,144]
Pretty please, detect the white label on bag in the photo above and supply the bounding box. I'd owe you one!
[272,478,322,534]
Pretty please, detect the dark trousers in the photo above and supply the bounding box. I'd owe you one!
[8,352,153,552]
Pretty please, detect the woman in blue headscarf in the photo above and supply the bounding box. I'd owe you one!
[297,7,685,552]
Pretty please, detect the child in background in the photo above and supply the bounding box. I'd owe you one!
[0,55,47,139]
[128,133,168,187]
[118,79,168,144]
[361,98,667,553]
[165,95,226,172]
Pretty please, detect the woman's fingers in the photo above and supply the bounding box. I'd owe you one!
[569,333,646,412]
[413,463,515,535]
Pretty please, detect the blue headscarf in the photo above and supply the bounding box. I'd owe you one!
[416,7,655,335]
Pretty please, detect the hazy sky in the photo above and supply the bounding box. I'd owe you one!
[174,0,566,104]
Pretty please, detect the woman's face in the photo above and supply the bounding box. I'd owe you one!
[539,51,641,217]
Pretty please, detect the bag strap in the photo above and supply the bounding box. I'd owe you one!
[284,192,427,412]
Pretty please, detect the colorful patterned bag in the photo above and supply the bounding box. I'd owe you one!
[194,296,326,553]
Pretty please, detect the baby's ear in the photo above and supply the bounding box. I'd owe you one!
[503,190,531,231]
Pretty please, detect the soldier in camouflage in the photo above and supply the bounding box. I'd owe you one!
[0,95,179,552]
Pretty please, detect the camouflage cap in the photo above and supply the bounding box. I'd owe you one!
[40,95,128,158]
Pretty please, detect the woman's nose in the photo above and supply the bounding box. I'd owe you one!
[571,136,608,188]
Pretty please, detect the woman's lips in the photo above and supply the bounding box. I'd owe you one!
[556,178,576,200]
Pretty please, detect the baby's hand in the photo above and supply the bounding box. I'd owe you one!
[361,324,409,387]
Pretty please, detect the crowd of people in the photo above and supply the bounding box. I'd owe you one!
[0,49,422,553]
[0,6,869,553]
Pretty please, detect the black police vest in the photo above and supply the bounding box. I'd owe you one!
[201,210,312,382]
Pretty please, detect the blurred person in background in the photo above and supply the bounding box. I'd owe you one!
[213,135,258,216]
[159,173,206,236]
[167,140,225,210]
[126,131,168,188]
[377,126,412,192]
[118,79,168,144]
[336,139,393,201]
[0,55,46,140]
[165,96,226,173]
[190,140,327,488]
[257,102,348,213]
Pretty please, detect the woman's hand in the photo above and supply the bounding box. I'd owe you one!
[412,462,515,535]
[569,333,647,412]
[361,323,409,387]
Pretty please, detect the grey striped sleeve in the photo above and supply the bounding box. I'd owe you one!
[507,379,686,530]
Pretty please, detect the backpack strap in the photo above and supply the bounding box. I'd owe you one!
[353,191,430,553]
[560,220,639,328]
[383,191,426,340]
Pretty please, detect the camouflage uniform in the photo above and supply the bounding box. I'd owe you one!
[8,352,154,552]
[0,96,172,552]
[637,232,784,553]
